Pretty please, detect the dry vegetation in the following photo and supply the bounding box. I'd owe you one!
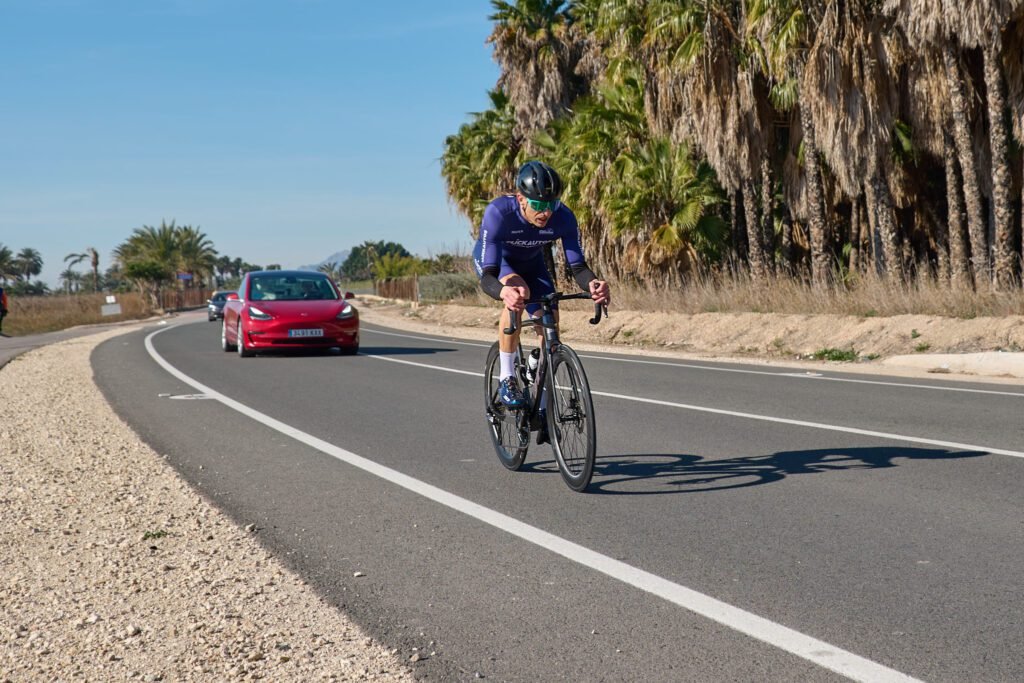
[3,293,157,336]
[451,272,1024,320]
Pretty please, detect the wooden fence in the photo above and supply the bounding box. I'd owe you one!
[158,288,216,311]
[375,277,418,301]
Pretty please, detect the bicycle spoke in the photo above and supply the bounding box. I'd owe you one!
[483,342,529,471]
[547,345,596,491]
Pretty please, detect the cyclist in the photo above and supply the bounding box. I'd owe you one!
[473,160,611,428]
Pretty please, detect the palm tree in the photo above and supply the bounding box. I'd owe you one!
[883,0,1010,286]
[441,89,520,228]
[803,1,906,281]
[59,268,84,294]
[749,0,832,285]
[176,226,218,288]
[114,221,180,272]
[0,244,16,283]
[488,0,587,151]
[64,248,100,291]
[605,136,727,285]
[112,220,182,309]
[215,255,233,284]
[13,247,44,282]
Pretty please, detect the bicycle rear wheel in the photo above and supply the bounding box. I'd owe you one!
[546,345,596,491]
[484,342,530,470]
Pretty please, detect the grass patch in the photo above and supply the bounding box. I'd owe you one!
[910,329,921,339]
[3,292,159,336]
[914,342,931,352]
[142,530,169,540]
[812,347,858,362]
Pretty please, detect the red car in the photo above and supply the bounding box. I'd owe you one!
[221,270,359,357]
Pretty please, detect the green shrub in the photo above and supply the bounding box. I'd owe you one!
[812,347,857,362]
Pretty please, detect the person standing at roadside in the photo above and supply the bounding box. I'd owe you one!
[0,285,8,335]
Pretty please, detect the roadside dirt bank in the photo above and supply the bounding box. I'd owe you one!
[0,329,415,682]
[356,298,1024,383]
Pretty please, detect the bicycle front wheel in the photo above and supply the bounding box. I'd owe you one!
[546,345,596,491]
[484,342,530,470]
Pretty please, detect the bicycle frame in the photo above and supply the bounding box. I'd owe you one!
[503,292,605,428]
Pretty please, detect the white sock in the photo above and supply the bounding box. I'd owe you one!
[499,351,516,379]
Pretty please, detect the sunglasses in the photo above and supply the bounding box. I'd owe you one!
[525,198,560,212]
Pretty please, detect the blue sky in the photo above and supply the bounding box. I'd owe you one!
[0,0,501,287]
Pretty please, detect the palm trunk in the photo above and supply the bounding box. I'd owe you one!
[865,154,905,281]
[943,46,989,285]
[730,190,746,277]
[781,208,795,277]
[742,180,765,281]
[983,42,1015,287]
[943,131,971,288]
[800,108,831,286]
[849,195,862,275]
[922,200,949,283]
[760,156,776,276]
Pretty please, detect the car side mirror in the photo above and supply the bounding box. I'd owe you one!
[206,299,212,304]
[344,291,355,300]
[226,293,239,301]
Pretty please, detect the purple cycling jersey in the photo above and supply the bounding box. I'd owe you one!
[476,195,587,271]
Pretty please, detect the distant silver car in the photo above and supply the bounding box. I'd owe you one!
[207,291,234,321]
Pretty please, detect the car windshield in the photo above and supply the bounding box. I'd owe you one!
[248,276,338,301]
[212,292,230,302]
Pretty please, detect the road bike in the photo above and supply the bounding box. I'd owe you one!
[483,291,606,491]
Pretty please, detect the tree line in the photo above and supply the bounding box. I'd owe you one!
[1,230,468,304]
[441,0,1024,292]
[318,240,470,281]
[0,221,265,299]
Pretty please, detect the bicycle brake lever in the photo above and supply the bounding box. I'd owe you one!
[502,308,518,335]
[588,302,605,325]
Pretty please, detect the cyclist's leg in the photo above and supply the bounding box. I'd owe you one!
[516,258,557,440]
[498,272,530,354]
[495,269,530,408]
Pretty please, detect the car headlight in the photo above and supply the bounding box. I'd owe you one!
[336,303,355,320]
[248,305,273,320]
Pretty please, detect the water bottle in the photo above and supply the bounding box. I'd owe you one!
[526,348,540,383]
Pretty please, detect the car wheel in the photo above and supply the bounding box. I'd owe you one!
[221,319,236,352]
[339,343,359,356]
[236,320,253,358]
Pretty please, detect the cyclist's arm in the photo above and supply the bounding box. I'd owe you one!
[561,221,600,291]
[477,204,507,300]
[480,266,505,300]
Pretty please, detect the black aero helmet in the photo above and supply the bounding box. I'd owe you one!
[516,161,563,202]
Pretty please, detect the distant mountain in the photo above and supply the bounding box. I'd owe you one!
[295,250,350,272]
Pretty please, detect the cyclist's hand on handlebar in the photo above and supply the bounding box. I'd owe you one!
[500,284,528,312]
[588,279,610,306]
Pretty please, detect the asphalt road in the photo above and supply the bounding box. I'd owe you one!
[90,312,1024,682]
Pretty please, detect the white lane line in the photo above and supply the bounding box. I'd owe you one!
[362,325,1024,398]
[367,354,1024,459]
[145,326,921,683]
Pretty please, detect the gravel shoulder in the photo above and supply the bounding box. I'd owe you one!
[0,328,414,682]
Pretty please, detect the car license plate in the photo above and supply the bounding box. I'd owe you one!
[289,328,324,338]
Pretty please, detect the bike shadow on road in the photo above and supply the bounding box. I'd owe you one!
[578,446,988,495]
